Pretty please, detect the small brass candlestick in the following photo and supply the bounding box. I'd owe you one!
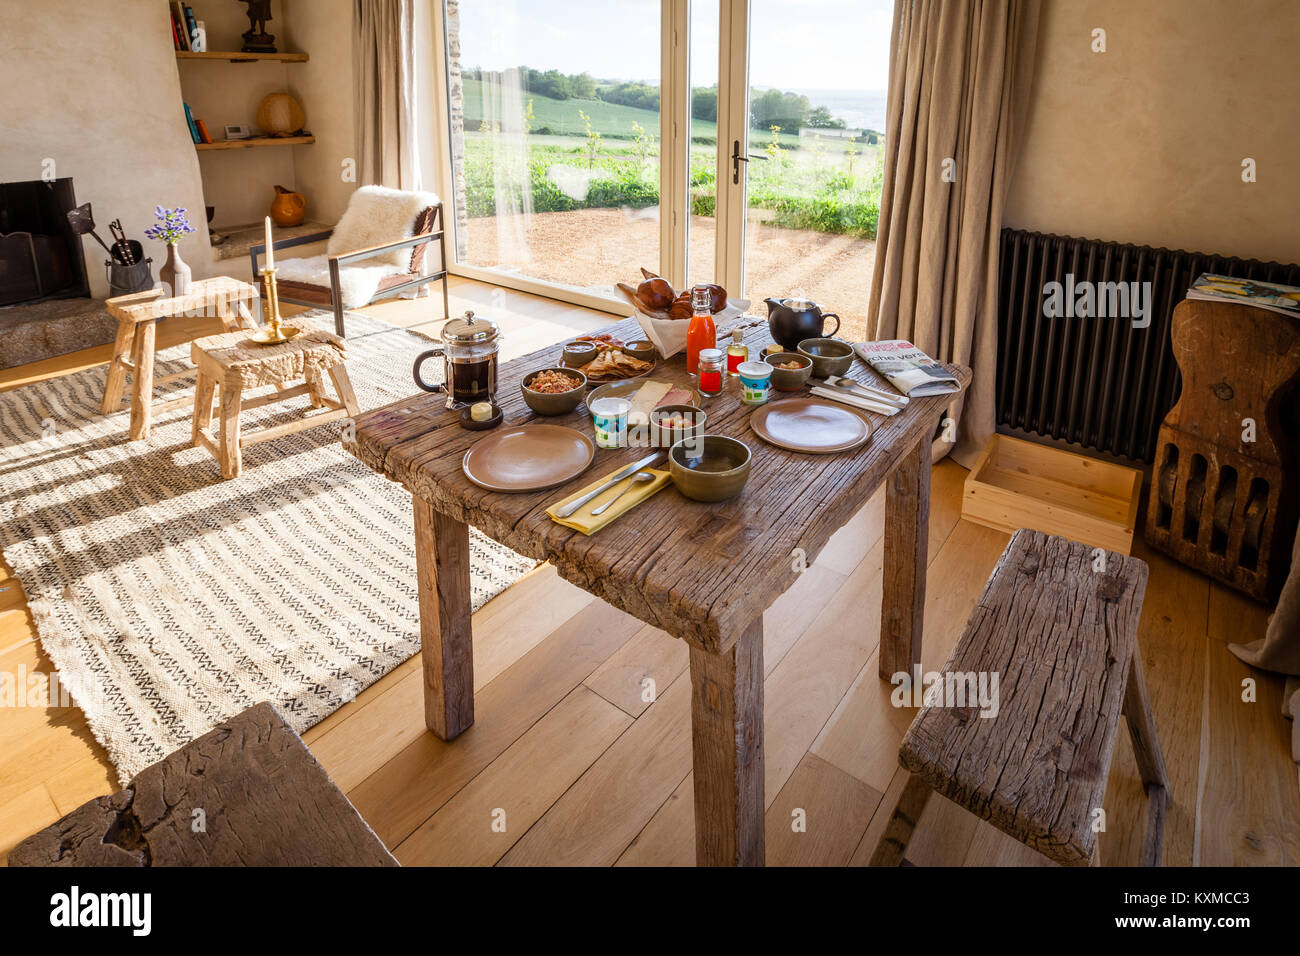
[248,266,300,345]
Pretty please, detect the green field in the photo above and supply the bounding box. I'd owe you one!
[459,78,884,239]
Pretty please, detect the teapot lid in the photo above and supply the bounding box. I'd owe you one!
[441,310,499,345]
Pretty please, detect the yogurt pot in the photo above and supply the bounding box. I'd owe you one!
[589,397,631,448]
[737,361,773,406]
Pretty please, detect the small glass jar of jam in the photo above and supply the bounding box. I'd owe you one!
[698,348,725,397]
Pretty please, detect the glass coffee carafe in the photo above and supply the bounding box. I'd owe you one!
[412,310,501,408]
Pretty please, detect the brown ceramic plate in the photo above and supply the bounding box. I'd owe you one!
[462,425,595,493]
[749,398,872,454]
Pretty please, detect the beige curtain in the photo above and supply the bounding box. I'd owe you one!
[354,0,422,189]
[868,0,1041,466]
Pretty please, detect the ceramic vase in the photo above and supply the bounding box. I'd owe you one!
[160,242,191,297]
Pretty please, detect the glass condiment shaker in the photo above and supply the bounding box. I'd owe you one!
[698,348,725,397]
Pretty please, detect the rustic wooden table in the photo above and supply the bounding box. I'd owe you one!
[347,316,970,866]
[101,276,259,440]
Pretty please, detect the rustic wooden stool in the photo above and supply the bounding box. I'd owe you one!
[871,528,1171,867]
[8,702,396,866]
[190,327,359,479]
[102,277,259,440]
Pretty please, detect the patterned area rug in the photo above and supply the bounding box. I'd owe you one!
[0,310,536,783]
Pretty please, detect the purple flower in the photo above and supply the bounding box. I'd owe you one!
[145,205,197,245]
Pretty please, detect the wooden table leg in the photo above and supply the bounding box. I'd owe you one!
[412,494,474,740]
[689,619,765,866]
[218,378,243,479]
[327,364,361,417]
[191,372,216,446]
[879,434,930,680]
[1122,647,1171,866]
[100,317,136,415]
[128,319,156,441]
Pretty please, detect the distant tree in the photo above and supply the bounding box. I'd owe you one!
[807,105,847,129]
[691,86,718,122]
[750,88,810,131]
[568,72,597,99]
[530,69,572,99]
[600,81,660,112]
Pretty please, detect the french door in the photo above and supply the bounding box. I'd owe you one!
[432,0,885,337]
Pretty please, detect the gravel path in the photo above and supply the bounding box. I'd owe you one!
[463,209,876,340]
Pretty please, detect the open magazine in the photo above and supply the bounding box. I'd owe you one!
[853,340,960,397]
[1186,274,1300,318]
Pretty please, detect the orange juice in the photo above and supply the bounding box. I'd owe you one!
[685,286,716,375]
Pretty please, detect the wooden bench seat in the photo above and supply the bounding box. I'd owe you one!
[872,528,1171,867]
[9,702,396,867]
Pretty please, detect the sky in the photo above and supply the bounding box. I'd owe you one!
[456,0,893,93]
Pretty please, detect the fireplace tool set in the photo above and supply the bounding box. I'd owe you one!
[66,202,153,296]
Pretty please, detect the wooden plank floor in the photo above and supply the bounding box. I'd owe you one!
[2,277,1297,865]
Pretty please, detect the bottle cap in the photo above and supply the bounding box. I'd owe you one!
[732,329,744,343]
[699,348,724,361]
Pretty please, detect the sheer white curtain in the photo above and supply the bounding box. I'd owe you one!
[354,0,424,189]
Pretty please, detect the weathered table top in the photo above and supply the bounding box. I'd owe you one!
[106,275,259,324]
[192,328,347,388]
[347,316,970,651]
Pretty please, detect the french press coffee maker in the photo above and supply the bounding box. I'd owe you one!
[412,310,501,409]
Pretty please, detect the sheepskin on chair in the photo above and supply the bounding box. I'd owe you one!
[275,185,440,308]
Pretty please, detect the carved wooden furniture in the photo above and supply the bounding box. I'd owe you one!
[190,327,359,479]
[8,702,396,866]
[1145,299,1300,602]
[345,313,970,866]
[870,529,1170,867]
[101,276,259,440]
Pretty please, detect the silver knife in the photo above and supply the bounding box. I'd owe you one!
[827,375,908,406]
[555,451,664,518]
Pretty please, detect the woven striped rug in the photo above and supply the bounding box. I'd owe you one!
[0,310,536,783]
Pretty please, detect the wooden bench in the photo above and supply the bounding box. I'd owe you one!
[871,528,1170,867]
[8,702,396,867]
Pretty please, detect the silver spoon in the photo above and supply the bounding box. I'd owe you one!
[590,471,655,516]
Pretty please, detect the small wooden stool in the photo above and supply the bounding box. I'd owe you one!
[190,328,360,479]
[8,702,397,866]
[871,528,1171,867]
[102,277,259,440]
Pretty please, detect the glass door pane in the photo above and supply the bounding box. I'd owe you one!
[737,0,892,341]
[443,0,662,298]
[688,0,720,285]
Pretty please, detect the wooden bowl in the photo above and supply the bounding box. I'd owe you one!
[669,435,751,502]
[764,352,813,391]
[521,367,587,415]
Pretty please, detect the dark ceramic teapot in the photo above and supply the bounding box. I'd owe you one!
[764,297,841,349]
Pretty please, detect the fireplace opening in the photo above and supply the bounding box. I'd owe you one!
[0,178,91,307]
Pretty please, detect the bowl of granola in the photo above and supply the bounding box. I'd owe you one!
[763,352,813,391]
[521,367,587,416]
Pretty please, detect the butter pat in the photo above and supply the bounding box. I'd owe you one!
[470,402,493,422]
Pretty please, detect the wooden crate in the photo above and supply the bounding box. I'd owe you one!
[962,435,1144,555]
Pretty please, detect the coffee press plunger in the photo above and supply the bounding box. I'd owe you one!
[412,310,502,409]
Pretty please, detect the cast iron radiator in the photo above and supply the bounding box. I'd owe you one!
[995,228,1300,462]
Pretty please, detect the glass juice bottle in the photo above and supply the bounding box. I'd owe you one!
[726,328,748,376]
[685,285,716,376]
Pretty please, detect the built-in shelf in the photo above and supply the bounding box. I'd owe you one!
[196,135,315,151]
[177,50,309,62]
[210,220,333,261]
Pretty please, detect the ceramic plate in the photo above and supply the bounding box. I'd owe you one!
[586,378,699,408]
[749,398,872,454]
[463,425,595,493]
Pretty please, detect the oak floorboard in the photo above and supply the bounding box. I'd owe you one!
[765,753,882,867]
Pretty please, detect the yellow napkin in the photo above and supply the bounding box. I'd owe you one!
[547,465,672,535]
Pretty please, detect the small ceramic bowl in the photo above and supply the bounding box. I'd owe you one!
[763,352,813,391]
[669,435,751,502]
[621,340,658,363]
[458,403,502,431]
[650,404,706,448]
[562,341,599,366]
[797,337,855,378]
[521,367,587,415]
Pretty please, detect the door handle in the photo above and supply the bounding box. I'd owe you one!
[731,139,749,184]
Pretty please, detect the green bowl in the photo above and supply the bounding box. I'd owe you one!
[521,367,587,415]
[669,435,751,502]
[764,352,813,391]
[797,337,855,378]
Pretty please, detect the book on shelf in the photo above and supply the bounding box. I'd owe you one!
[170,2,190,51]
[183,5,200,50]
[195,119,213,145]
[1186,273,1300,318]
[182,103,201,144]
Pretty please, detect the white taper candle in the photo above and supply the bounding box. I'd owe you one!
[264,216,275,269]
